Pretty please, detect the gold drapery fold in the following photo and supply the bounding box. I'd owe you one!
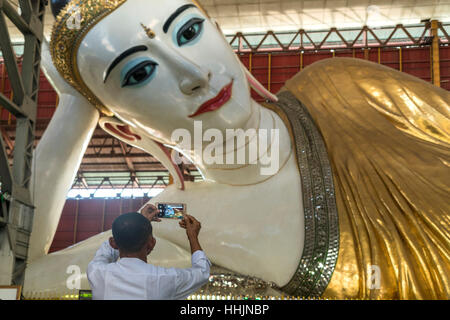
[284,58,450,299]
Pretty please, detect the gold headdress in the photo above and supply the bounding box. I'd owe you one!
[50,0,127,116]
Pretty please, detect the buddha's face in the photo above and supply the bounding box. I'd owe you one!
[77,0,252,145]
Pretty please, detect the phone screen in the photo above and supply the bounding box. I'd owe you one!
[157,203,186,219]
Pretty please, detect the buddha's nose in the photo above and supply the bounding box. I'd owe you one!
[179,71,210,95]
[150,42,210,94]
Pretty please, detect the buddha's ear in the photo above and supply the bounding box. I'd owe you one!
[213,19,278,103]
[98,117,185,190]
[98,117,142,143]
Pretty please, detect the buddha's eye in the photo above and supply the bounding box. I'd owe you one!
[121,60,157,87]
[176,17,205,46]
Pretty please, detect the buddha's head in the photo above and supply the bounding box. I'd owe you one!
[50,0,274,146]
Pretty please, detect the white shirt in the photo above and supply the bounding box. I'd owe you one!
[87,240,211,300]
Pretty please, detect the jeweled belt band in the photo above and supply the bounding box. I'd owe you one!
[264,91,340,298]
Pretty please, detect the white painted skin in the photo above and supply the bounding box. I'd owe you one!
[27,42,100,263]
[23,0,304,297]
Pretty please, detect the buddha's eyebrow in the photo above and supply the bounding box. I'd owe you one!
[104,45,148,83]
[163,4,196,33]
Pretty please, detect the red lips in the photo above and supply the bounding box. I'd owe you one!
[188,81,233,118]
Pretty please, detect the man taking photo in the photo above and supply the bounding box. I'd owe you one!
[87,204,211,300]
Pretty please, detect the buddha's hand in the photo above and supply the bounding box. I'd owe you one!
[140,203,162,222]
[41,39,86,98]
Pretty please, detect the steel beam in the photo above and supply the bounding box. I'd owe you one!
[0,127,12,194]
[0,0,45,287]
[0,126,13,152]
[0,92,27,118]
[0,9,25,105]
[3,0,41,39]
[227,22,449,53]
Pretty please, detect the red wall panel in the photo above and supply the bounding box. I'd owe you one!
[402,48,431,81]
[236,47,449,96]
[440,46,450,90]
[50,198,148,253]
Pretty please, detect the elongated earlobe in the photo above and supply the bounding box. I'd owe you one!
[104,123,142,142]
[50,0,72,18]
[210,17,276,102]
[211,17,278,102]
[99,117,185,190]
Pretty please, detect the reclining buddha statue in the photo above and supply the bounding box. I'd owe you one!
[22,0,449,299]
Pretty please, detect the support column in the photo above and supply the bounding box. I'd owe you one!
[430,20,441,87]
[0,0,46,286]
[364,48,369,60]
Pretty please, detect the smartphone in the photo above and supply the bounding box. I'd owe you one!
[156,203,186,219]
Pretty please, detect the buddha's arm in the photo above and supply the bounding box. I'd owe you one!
[23,231,192,297]
[27,41,99,262]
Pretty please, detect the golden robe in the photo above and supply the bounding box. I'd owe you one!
[284,58,449,299]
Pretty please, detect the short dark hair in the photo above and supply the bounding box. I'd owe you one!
[112,212,152,253]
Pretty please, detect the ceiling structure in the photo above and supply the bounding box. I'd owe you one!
[4,0,450,42]
[1,120,202,198]
[203,0,450,33]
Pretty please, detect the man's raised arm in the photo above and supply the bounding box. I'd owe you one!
[173,214,211,299]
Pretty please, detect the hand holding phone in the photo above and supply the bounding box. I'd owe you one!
[179,214,203,254]
[140,203,162,222]
[179,214,202,238]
